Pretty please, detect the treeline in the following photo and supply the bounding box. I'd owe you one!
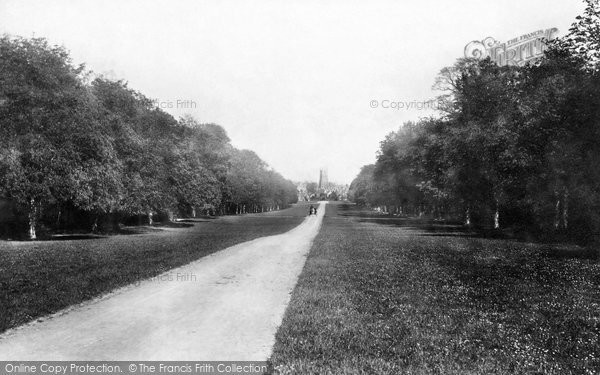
[0,36,297,239]
[350,1,600,243]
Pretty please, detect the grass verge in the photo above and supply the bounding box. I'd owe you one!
[270,203,600,374]
[0,204,309,334]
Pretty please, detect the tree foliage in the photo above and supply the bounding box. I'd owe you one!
[350,4,600,242]
[0,35,297,238]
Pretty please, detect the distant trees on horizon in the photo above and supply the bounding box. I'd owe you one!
[0,35,298,239]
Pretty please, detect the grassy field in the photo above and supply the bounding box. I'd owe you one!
[0,204,310,334]
[270,202,600,374]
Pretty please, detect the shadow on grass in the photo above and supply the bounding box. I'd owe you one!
[46,222,195,239]
[151,221,194,228]
[337,204,600,260]
[177,217,215,223]
[352,215,482,237]
[50,234,107,241]
[542,245,599,260]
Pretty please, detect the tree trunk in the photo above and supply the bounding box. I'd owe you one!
[112,213,121,232]
[56,208,62,229]
[494,200,500,229]
[191,206,196,218]
[494,208,500,229]
[91,216,98,233]
[554,193,561,230]
[563,187,569,230]
[465,207,471,226]
[28,198,37,240]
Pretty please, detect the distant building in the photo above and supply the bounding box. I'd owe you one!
[296,169,349,202]
[318,168,328,190]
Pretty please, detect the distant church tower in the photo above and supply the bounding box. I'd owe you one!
[318,168,328,189]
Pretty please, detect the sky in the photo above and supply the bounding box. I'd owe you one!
[0,0,585,184]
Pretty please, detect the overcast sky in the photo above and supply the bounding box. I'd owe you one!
[0,0,584,184]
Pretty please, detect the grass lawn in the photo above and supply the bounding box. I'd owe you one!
[0,203,310,334]
[270,202,600,374]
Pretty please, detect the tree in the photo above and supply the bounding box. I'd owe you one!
[349,165,376,206]
[0,35,301,238]
[350,1,600,241]
[306,182,318,198]
[0,36,116,238]
[548,0,600,72]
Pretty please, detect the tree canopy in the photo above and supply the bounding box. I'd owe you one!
[350,3,600,243]
[0,36,297,238]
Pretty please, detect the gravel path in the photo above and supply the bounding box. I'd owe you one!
[0,202,326,360]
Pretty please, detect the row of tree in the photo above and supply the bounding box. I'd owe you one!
[349,0,600,243]
[0,36,298,239]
